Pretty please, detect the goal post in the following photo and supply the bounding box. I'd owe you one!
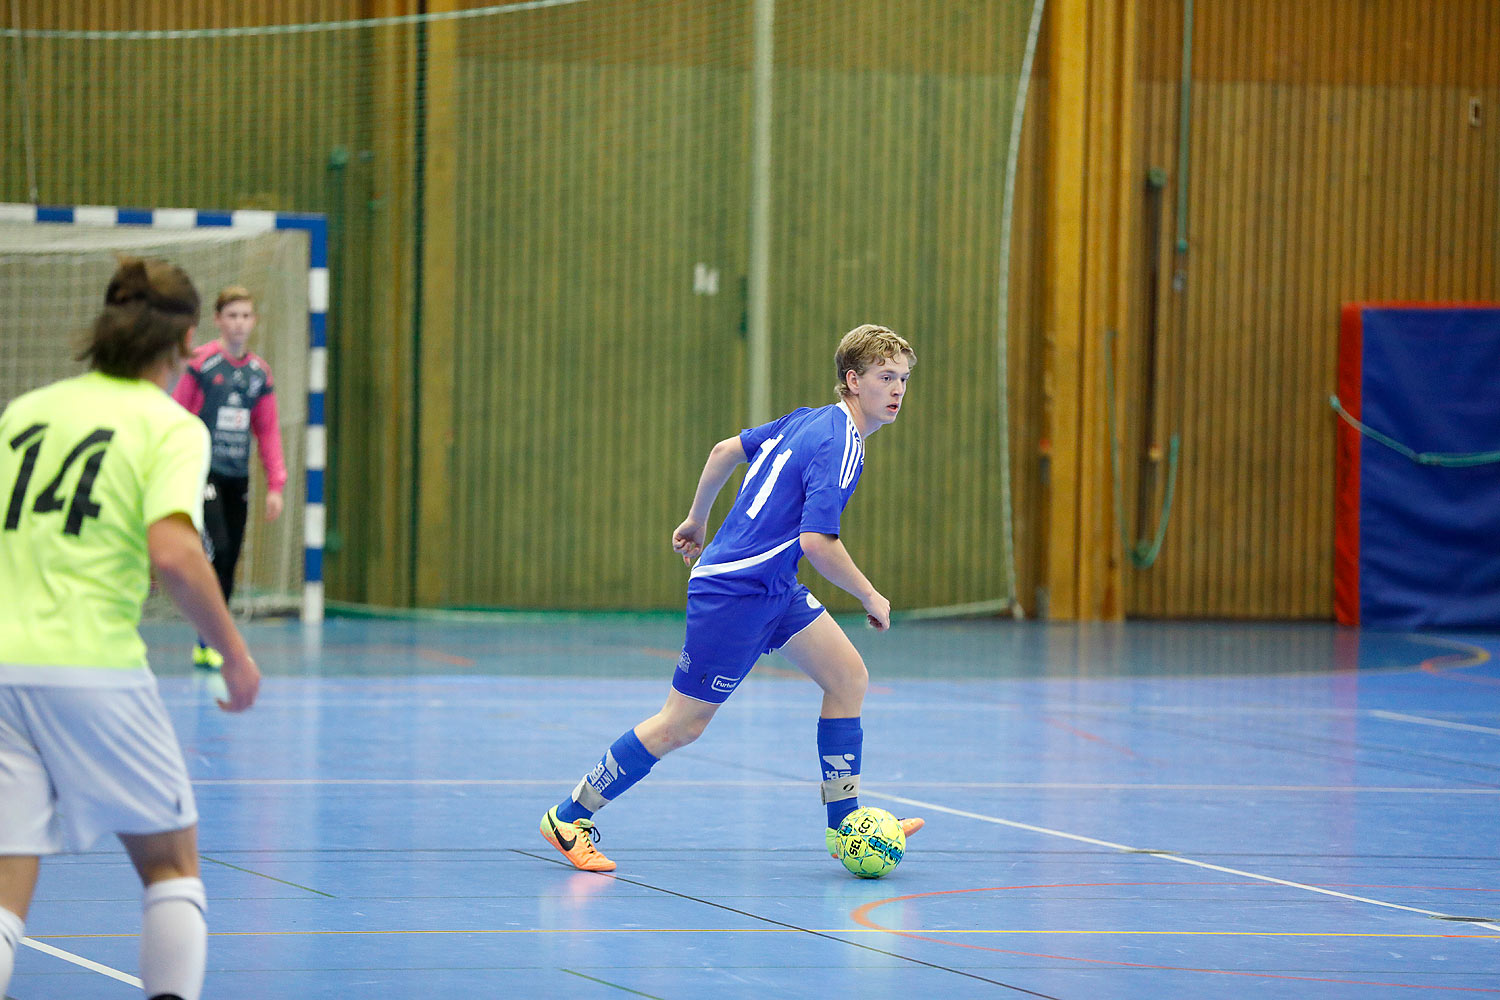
[0,202,327,623]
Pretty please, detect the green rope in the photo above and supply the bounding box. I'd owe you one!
[1105,330,1180,570]
[1329,396,1500,467]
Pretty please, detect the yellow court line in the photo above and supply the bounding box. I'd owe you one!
[31,928,1500,940]
[1413,634,1492,671]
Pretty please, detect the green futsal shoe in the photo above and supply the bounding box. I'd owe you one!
[192,644,224,670]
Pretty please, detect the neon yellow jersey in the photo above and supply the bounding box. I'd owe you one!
[0,372,209,675]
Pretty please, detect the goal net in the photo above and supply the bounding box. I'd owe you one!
[0,217,310,620]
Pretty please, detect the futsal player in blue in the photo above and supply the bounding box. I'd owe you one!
[541,324,923,871]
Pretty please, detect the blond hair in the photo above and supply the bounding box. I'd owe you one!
[214,285,254,313]
[834,324,915,398]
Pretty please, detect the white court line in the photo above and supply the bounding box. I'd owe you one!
[1368,710,1500,737]
[21,789,1494,990]
[865,791,1500,934]
[189,777,807,786]
[872,782,1500,794]
[157,694,1500,722]
[22,937,142,987]
[186,777,1500,794]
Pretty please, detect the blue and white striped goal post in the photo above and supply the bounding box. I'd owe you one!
[0,201,328,624]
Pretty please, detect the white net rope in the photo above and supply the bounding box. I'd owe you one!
[4,1,1044,614]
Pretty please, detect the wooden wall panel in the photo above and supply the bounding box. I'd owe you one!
[1139,0,1500,87]
[439,0,1035,610]
[444,19,750,610]
[7,0,1040,611]
[761,0,1034,614]
[26,1,1497,617]
[1116,0,1500,617]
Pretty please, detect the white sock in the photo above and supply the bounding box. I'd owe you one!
[140,877,206,1000]
[0,904,23,996]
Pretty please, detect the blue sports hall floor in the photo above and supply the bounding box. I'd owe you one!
[9,614,1499,998]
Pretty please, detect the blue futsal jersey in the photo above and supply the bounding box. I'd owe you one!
[689,402,864,594]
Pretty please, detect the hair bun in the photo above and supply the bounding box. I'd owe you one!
[104,256,152,307]
[81,256,200,377]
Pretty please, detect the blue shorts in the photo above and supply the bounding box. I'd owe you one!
[671,582,827,704]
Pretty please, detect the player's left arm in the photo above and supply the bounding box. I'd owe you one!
[249,387,286,522]
[150,514,261,711]
[799,531,891,631]
[797,427,889,628]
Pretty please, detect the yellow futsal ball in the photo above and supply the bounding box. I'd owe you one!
[836,806,905,878]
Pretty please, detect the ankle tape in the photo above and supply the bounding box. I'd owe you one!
[820,773,860,804]
[571,778,609,813]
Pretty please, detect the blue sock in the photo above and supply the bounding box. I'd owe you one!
[556,728,659,824]
[818,716,863,829]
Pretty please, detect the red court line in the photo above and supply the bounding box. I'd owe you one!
[350,643,476,667]
[851,883,1500,993]
[418,649,476,667]
[1040,716,1145,760]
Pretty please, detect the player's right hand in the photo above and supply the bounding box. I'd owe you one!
[672,518,705,566]
[218,654,261,712]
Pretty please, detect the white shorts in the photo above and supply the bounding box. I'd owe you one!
[0,682,198,854]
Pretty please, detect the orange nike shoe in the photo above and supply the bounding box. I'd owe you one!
[541,806,616,872]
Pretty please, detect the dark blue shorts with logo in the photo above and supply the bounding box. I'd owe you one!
[671,580,827,704]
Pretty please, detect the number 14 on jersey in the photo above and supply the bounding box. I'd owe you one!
[4,424,115,536]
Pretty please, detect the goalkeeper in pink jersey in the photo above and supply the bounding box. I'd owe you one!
[170,287,286,669]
